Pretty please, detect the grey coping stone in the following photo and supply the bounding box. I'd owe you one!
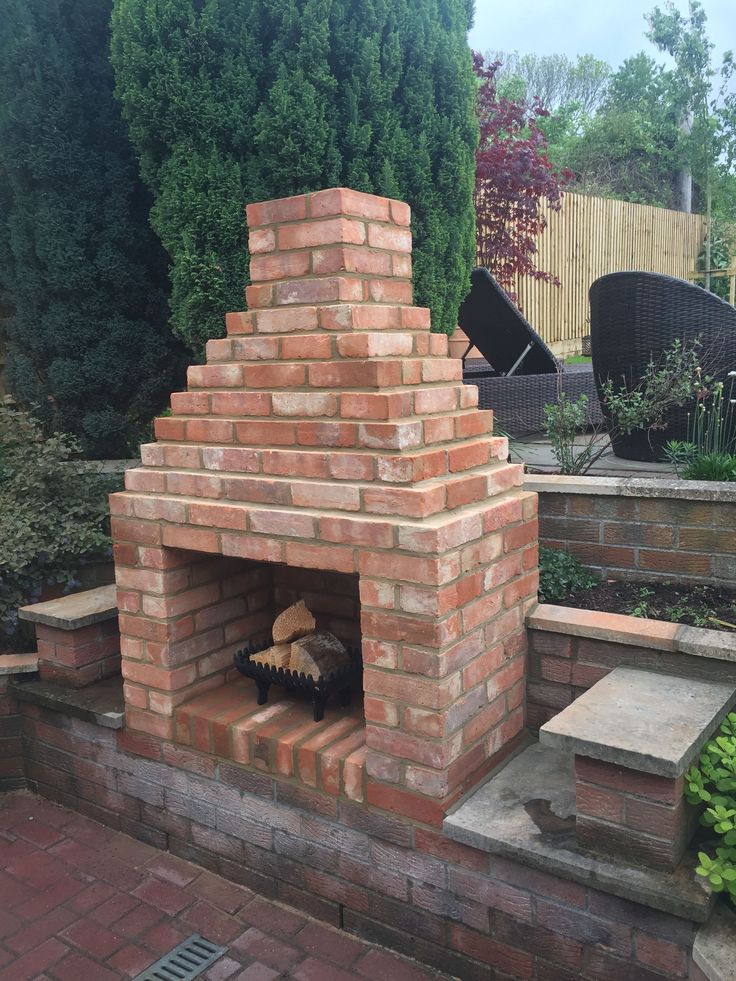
[0,653,39,676]
[10,675,124,729]
[677,627,736,663]
[693,903,736,981]
[443,741,714,922]
[19,584,118,630]
[539,666,736,777]
[528,603,736,665]
[524,471,736,501]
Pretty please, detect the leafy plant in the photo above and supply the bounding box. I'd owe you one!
[683,453,736,482]
[0,407,119,641]
[545,340,703,475]
[685,711,736,905]
[629,586,657,618]
[665,373,736,480]
[539,547,597,603]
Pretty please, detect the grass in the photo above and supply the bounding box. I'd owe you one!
[562,355,592,365]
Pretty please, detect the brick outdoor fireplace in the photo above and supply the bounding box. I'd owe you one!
[110,187,538,822]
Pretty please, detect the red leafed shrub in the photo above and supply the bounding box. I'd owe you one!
[474,52,571,301]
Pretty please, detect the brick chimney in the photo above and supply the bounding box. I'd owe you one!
[111,187,538,821]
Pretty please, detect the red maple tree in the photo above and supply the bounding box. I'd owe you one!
[474,52,571,301]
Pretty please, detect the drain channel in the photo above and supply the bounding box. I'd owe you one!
[132,934,227,981]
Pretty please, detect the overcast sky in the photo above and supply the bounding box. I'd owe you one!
[469,1,734,70]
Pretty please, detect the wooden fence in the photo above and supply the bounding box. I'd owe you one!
[509,192,705,354]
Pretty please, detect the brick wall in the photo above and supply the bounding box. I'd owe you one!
[535,482,736,587]
[19,701,701,981]
[0,677,24,790]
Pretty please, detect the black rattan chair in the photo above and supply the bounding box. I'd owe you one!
[590,272,736,461]
[458,267,602,435]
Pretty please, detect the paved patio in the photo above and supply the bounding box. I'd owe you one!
[0,792,452,981]
[512,434,677,478]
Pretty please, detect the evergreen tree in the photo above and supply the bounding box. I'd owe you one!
[111,0,478,349]
[0,0,186,458]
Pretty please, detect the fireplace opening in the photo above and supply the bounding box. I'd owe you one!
[168,552,367,798]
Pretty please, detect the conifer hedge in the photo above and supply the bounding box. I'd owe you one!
[0,0,187,458]
[111,0,478,351]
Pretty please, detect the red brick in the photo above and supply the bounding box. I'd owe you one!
[574,757,682,805]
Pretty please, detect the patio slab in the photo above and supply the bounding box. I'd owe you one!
[539,666,736,777]
[0,791,451,981]
[514,433,677,478]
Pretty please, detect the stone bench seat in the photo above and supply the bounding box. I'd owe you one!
[539,666,736,871]
[18,584,120,689]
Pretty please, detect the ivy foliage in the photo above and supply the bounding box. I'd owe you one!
[110,0,478,350]
[538,547,597,603]
[0,407,119,641]
[686,711,736,905]
[0,0,188,459]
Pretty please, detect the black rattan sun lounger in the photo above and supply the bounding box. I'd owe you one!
[457,267,558,376]
[457,267,602,435]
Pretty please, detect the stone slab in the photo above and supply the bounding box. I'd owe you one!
[0,653,39,676]
[539,667,736,777]
[444,742,714,922]
[693,903,736,981]
[19,584,118,630]
[10,675,124,729]
[524,470,736,500]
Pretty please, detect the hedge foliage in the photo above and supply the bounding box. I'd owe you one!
[0,0,187,458]
[110,0,478,351]
[0,407,118,642]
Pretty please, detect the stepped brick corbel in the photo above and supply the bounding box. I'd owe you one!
[110,187,539,820]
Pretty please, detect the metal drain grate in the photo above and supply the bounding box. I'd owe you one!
[132,934,227,981]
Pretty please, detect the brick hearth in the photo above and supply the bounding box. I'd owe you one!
[175,679,367,800]
[111,186,538,820]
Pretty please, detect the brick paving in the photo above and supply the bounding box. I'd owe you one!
[0,792,453,981]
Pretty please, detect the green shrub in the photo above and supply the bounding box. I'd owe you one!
[539,546,597,603]
[544,340,703,475]
[110,0,478,353]
[0,0,187,458]
[0,407,120,639]
[685,711,736,906]
[683,453,736,482]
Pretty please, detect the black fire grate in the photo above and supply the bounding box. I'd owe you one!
[234,640,361,722]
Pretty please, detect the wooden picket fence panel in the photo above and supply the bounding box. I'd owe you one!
[504,192,705,353]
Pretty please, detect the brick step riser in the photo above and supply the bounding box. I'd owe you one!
[245,275,413,309]
[122,462,523,520]
[186,357,464,391]
[205,331,448,362]
[139,435,507,485]
[171,385,480,420]
[152,414,494,453]
[224,304,431,336]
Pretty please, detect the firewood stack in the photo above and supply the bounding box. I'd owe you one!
[253,600,351,680]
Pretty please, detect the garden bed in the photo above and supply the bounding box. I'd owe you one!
[555,579,736,633]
